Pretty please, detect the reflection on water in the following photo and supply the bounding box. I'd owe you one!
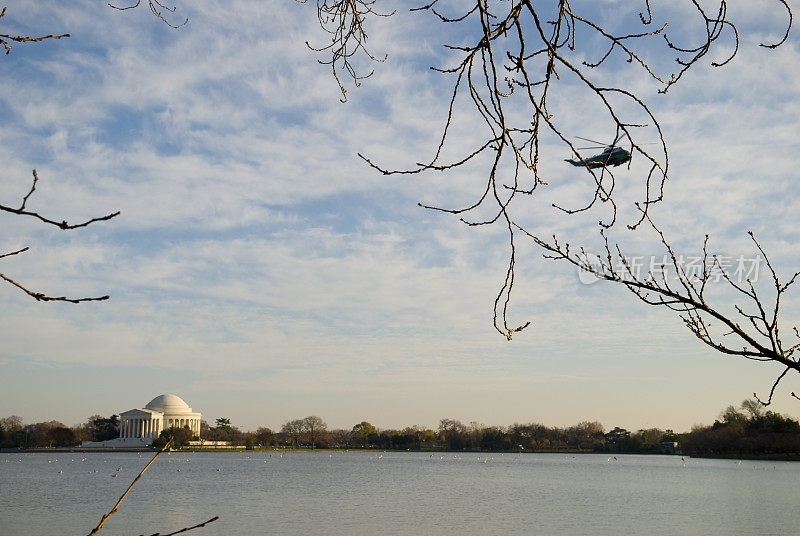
[1,451,798,536]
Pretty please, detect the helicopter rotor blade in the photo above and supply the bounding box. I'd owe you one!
[576,145,608,150]
[574,136,607,146]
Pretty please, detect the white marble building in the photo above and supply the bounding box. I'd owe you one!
[81,393,201,448]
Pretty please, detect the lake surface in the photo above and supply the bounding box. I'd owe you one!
[1,451,798,535]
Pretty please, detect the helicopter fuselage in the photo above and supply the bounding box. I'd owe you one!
[565,146,631,168]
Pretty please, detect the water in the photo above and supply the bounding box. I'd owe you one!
[1,451,798,535]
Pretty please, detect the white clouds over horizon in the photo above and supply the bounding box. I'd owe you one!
[1,1,799,432]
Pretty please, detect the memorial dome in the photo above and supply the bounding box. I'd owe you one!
[145,393,192,414]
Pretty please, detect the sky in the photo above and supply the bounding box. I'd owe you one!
[1,0,799,434]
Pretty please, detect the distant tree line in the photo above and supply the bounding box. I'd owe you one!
[0,414,118,449]
[320,419,679,454]
[3,401,800,458]
[682,399,800,458]
[225,416,678,453]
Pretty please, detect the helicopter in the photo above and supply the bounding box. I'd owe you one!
[565,136,631,169]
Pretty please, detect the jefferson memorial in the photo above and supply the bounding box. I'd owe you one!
[81,393,201,448]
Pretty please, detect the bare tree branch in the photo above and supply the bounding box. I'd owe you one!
[86,439,218,536]
[321,1,791,339]
[107,0,188,29]
[0,6,69,55]
[87,440,173,536]
[1,170,120,230]
[140,516,220,536]
[1,170,119,303]
[298,0,394,101]
[760,0,792,48]
[0,270,109,303]
[0,246,29,260]
[515,211,800,401]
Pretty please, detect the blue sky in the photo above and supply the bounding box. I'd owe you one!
[1,0,799,433]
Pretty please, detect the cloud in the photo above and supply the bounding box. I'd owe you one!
[1,1,799,430]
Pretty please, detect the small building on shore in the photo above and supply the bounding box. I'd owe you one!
[659,441,682,455]
[81,393,201,448]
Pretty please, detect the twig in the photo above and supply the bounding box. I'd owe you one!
[298,0,394,101]
[0,271,109,303]
[107,0,188,29]
[1,170,119,302]
[87,440,172,536]
[0,170,120,230]
[0,247,28,260]
[518,214,800,399]
[140,516,219,536]
[0,7,69,55]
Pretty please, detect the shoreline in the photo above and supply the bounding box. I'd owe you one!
[6,447,800,461]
